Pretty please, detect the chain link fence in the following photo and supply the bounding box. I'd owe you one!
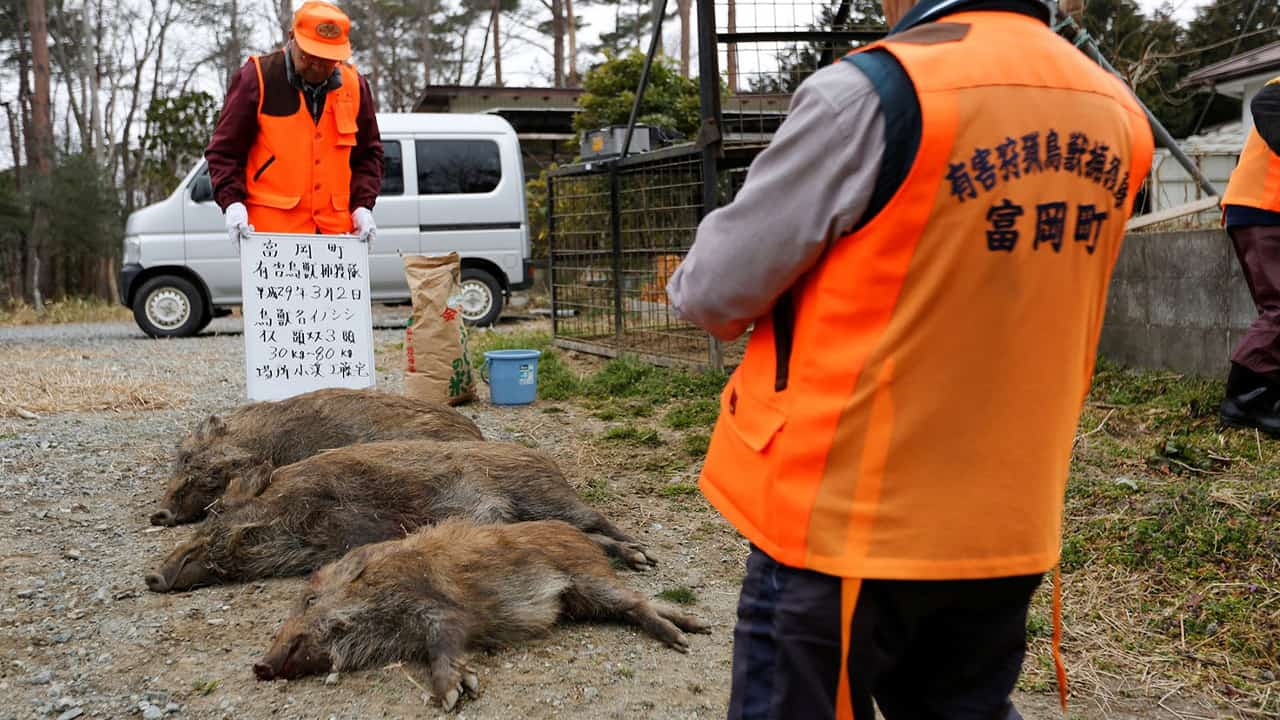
[547,0,887,368]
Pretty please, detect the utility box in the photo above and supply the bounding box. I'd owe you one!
[581,125,665,160]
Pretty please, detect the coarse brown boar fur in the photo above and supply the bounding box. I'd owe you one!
[151,388,483,526]
[253,519,709,711]
[145,441,655,592]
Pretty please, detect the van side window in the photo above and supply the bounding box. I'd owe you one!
[380,141,404,196]
[415,140,501,195]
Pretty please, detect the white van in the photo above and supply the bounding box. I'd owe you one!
[119,113,532,337]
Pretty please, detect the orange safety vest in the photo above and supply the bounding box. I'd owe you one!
[699,11,1155,581]
[245,50,360,235]
[1222,76,1280,214]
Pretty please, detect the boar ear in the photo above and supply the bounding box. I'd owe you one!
[328,606,362,632]
[329,547,376,586]
[226,463,275,501]
[226,521,270,549]
[195,414,228,441]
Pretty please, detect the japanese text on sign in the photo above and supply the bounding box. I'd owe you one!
[241,235,375,401]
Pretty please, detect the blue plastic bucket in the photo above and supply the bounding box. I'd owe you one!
[482,349,542,405]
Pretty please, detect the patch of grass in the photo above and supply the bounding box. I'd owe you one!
[644,454,689,473]
[0,432,17,440]
[665,398,720,430]
[593,404,621,421]
[0,297,131,326]
[580,477,612,503]
[468,330,580,401]
[582,355,728,405]
[540,406,565,414]
[658,482,699,498]
[657,586,698,605]
[683,432,711,458]
[1,346,191,417]
[615,665,635,679]
[1026,610,1051,640]
[602,425,663,447]
[625,401,654,418]
[465,333,728,407]
[192,678,221,696]
[1058,362,1280,713]
[1089,357,1223,421]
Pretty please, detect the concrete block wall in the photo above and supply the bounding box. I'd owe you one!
[1099,229,1256,378]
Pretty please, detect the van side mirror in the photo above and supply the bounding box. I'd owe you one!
[191,173,213,203]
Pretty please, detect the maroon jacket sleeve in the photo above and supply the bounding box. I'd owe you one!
[348,73,384,211]
[205,59,259,212]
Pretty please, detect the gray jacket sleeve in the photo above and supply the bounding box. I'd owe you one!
[665,61,886,342]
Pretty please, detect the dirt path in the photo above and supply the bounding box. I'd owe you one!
[0,316,1228,719]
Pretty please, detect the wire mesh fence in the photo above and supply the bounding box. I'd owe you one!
[550,148,739,368]
[717,0,886,143]
[547,1,887,368]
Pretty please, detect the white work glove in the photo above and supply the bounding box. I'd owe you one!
[225,202,253,254]
[352,207,376,244]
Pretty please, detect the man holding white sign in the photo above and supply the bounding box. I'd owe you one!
[204,1,383,400]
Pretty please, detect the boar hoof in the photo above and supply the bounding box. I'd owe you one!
[441,687,460,712]
[438,666,479,712]
[253,662,275,681]
[669,630,690,653]
[462,668,479,695]
[150,509,176,526]
[623,544,657,571]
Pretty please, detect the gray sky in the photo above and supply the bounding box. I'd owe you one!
[0,0,1228,171]
[1136,0,1211,22]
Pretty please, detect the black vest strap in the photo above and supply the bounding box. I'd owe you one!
[841,50,922,234]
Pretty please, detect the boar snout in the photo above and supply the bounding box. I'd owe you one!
[144,572,170,593]
[150,509,176,526]
[255,632,331,681]
[147,542,213,593]
[154,484,212,526]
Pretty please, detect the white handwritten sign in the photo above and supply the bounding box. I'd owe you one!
[240,233,375,401]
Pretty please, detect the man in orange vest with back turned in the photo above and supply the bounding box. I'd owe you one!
[666,0,1154,717]
[206,1,383,250]
[1219,77,1280,437]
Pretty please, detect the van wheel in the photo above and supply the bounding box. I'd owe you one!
[459,268,503,326]
[133,275,207,338]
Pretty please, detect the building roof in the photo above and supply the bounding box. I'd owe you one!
[416,85,584,113]
[1179,120,1244,153]
[1183,40,1280,92]
[375,112,516,136]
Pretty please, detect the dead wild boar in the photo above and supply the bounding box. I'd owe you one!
[253,519,709,710]
[144,440,655,593]
[151,387,483,526]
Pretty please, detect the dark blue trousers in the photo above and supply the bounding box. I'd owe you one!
[728,545,1042,720]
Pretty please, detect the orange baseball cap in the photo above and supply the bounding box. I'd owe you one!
[292,1,352,62]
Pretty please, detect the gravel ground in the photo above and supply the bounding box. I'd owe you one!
[0,312,1223,720]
